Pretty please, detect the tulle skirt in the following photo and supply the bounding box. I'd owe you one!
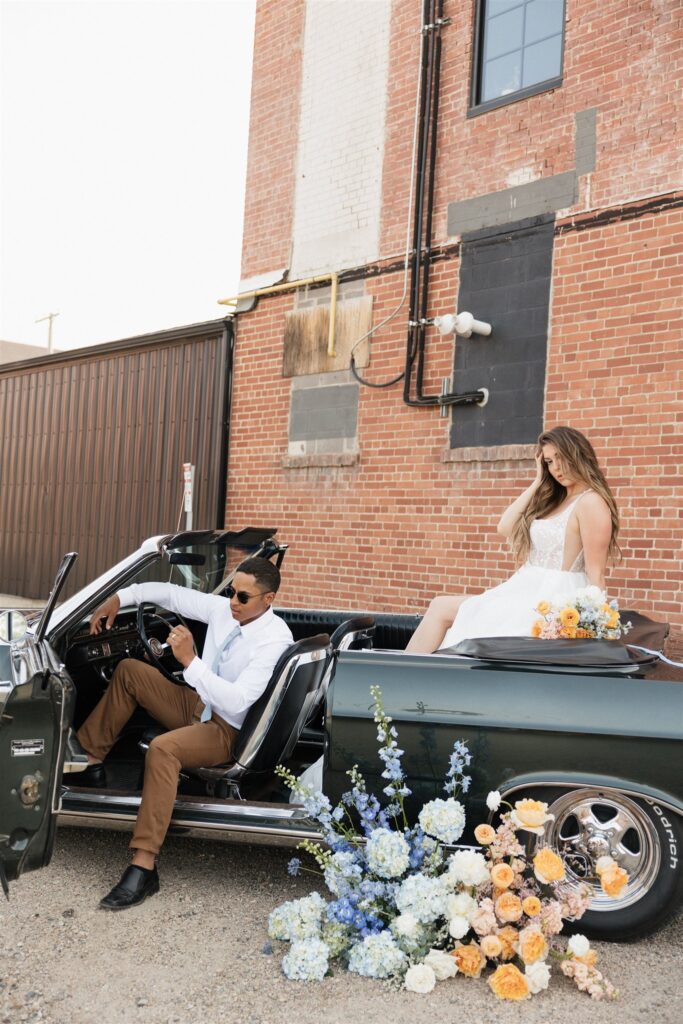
[439,564,589,649]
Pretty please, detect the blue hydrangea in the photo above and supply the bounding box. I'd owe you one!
[268,892,326,942]
[324,851,363,896]
[365,828,410,879]
[347,931,407,979]
[418,797,466,845]
[282,937,330,982]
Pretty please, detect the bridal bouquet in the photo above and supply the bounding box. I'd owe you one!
[531,585,631,640]
[267,685,624,1000]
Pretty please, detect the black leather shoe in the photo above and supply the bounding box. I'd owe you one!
[63,762,106,788]
[99,865,159,910]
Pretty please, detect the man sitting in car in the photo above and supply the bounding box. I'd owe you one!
[77,556,293,910]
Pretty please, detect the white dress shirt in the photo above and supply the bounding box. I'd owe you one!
[116,582,293,729]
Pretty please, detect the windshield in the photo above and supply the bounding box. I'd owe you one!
[130,540,249,594]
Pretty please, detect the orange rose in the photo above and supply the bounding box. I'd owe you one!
[517,926,548,965]
[522,896,542,917]
[489,963,530,1001]
[536,601,551,615]
[533,847,566,884]
[494,891,523,923]
[560,626,578,639]
[531,619,544,638]
[474,823,496,845]
[575,627,593,638]
[490,863,515,889]
[600,863,628,898]
[450,942,486,978]
[480,934,503,959]
[496,926,519,961]
[560,607,580,628]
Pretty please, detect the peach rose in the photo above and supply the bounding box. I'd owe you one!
[533,847,566,884]
[480,934,503,959]
[560,607,580,628]
[517,925,548,965]
[489,963,530,1001]
[496,926,519,961]
[474,823,496,845]
[575,950,598,967]
[494,891,523,923]
[510,798,553,835]
[531,619,544,638]
[522,896,542,917]
[490,863,515,889]
[560,626,578,639]
[536,601,551,615]
[575,627,593,638]
[600,863,629,898]
[450,942,486,979]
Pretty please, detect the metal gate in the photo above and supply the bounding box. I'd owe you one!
[0,319,232,599]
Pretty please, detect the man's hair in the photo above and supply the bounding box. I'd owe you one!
[235,556,281,594]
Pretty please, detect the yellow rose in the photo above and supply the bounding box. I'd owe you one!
[533,847,566,884]
[494,892,523,923]
[517,926,548,965]
[489,963,530,1001]
[560,626,578,639]
[531,619,544,638]
[522,895,542,917]
[536,601,551,615]
[474,823,496,845]
[608,611,620,629]
[480,934,503,959]
[490,863,515,889]
[600,863,629,898]
[575,627,593,638]
[496,926,519,961]
[601,603,612,614]
[450,942,486,978]
[510,798,552,834]
[560,607,580,628]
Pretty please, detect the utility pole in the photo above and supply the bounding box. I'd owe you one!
[35,312,59,352]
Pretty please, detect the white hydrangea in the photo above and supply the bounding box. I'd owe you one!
[525,959,551,994]
[418,797,466,845]
[404,963,436,993]
[395,873,447,924]
[424,948,457,980]
[268,892,326,942]
[445,849,490,888]
[365,828,411,879]
[445,891,478,921]
[390,912,421,941]
[282,937,330,982]
[347,931,408,979]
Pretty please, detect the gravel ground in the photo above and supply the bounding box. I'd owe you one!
[1,827,682,1024]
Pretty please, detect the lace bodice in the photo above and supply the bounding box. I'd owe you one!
[527,492,590,572]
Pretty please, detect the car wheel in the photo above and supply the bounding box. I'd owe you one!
[536,787,683,940]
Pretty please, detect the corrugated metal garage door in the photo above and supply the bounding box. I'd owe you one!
[0,319,232,599]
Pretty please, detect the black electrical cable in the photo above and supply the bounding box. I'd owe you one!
[349,355,405,389]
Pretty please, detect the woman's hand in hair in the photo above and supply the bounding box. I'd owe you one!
[534,449,545,485]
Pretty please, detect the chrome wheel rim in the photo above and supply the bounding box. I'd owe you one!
[542,789,660,912]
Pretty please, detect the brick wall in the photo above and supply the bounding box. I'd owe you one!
[229,0,683,629]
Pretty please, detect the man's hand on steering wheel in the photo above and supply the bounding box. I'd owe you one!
[90,594,121,635]
[167,624,196,668]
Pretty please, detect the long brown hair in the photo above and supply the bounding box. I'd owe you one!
[510,426,621,565]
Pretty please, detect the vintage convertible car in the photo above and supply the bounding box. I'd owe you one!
[1,528,681,941]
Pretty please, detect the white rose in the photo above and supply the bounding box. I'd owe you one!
[392,913,420,939]
[446,849,490,887]
[446,892,478,921]
[525,960,551,994]
[424,948,457,981]
[448,915,470,940]
[568,934,590,958]
[595,855,614,876]
[404,963,436,994]
[486,790,501,811]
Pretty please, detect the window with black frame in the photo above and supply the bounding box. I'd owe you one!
[472,0,566,113]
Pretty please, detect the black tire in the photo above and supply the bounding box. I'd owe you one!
[528,786,683,941]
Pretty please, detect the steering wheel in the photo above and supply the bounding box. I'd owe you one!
[137,602,194,683]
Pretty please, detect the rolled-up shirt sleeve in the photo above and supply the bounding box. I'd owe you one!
[183,635,291,721]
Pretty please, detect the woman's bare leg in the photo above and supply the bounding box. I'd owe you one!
[406,595,468,654]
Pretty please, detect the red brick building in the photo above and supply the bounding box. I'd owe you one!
[226,0,682,628]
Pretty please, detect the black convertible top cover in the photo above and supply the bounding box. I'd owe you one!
[447,636,657,669]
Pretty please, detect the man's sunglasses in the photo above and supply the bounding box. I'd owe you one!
[225,584,270,605]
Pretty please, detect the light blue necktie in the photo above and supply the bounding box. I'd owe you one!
[200,624,241,722]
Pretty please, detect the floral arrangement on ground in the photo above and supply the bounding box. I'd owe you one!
[532,585,631,640]
[268,685,626,1000]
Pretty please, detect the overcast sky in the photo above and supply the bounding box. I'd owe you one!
[0,0,255,351]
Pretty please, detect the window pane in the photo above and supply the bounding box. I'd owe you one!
[487,0,524,14]
[522,33,562,87]
[525,0,564,45]
[484,6,525,60]
[482,50,522,101]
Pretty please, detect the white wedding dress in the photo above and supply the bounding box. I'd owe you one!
[439,492,592,649]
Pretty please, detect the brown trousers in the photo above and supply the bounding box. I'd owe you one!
[77,658,238,856]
